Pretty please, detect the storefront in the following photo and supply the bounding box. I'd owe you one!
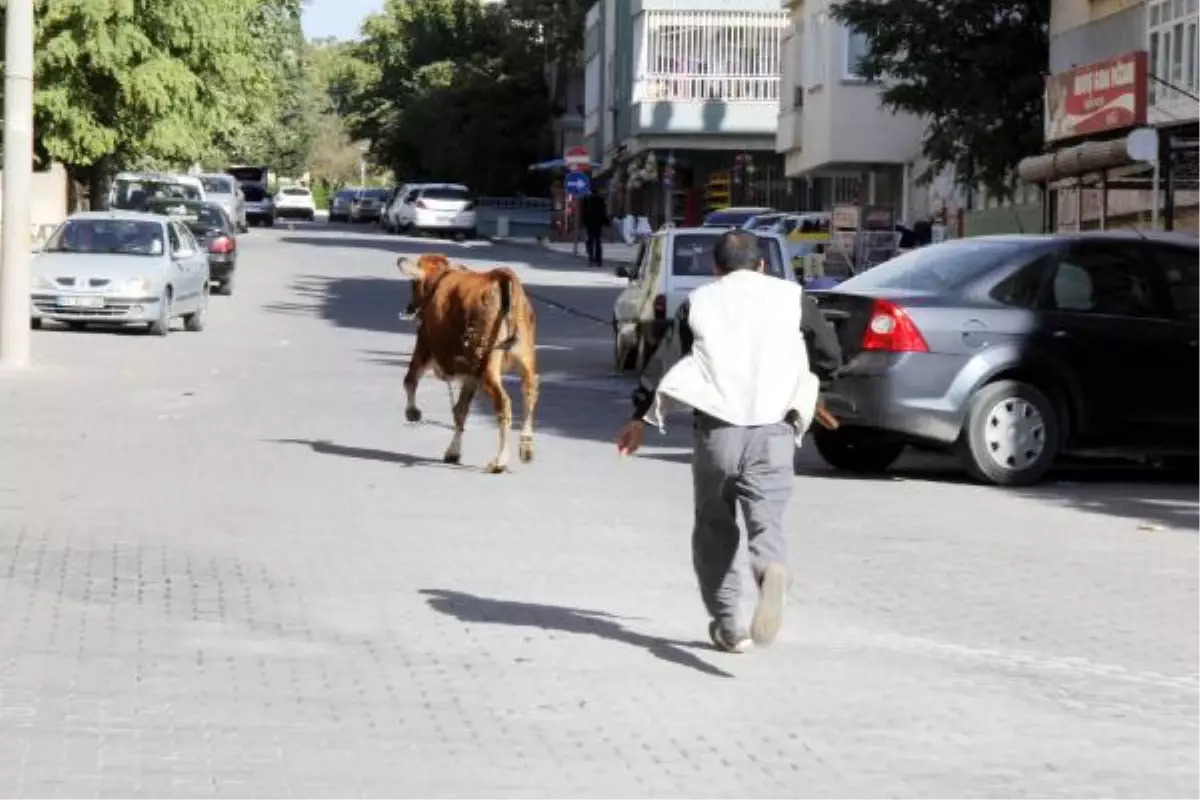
[1018,50,1199,232]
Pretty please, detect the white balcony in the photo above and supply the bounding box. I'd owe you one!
[629,9,787,136]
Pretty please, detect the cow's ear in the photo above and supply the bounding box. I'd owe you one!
[397,257,423,279]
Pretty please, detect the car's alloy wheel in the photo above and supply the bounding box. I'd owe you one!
[960,379,1059,486]
[148,291,172,337]
[183,289,208,332]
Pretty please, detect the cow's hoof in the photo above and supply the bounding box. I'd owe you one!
[519,438,534,463]
[443,452,461,465]
[405,407,423,423]
[484,461,508,474]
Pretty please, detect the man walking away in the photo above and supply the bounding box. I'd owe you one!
[616,230,843,653]
[580,191,608,266]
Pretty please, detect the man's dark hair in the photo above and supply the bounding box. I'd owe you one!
[713,230,761,273]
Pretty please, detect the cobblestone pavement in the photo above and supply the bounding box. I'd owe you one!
[0,222,1195,798]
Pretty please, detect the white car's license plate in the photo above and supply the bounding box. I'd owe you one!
[57,295,104,308]
[440,214,457,222]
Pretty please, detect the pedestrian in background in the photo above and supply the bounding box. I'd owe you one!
[616,230,843,653]
[580,191,609,267]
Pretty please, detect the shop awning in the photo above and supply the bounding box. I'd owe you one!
[1018,137,1137,184]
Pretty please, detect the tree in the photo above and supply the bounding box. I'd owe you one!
[5,0,302,203]
[344,0,552,195]
[831,0,1050,198]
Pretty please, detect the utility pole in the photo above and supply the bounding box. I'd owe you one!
[0,0,35,368]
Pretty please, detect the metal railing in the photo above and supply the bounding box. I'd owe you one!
[637,9,786,104]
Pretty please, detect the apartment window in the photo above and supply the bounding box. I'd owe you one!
[1148,0,1199,104]
[841,26,870,80]
[806,11,827,88]
[639,10,786,103]
[792,19,806,101]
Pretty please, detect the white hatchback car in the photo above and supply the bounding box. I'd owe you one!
[273,186,316,221]
[395,183,476,239]
[611,227,794,371]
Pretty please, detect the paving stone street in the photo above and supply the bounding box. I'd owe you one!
[0,223,1196,798]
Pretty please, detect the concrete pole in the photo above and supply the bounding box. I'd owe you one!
[0,0,35,369]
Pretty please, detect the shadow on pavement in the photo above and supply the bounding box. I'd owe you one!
[272,437,461,465]
[419,588,731,678]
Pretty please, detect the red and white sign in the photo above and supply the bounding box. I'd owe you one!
[1044,51,1148,144]
[564,145,591,172]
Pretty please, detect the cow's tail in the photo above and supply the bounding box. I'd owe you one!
[494,270,519,351]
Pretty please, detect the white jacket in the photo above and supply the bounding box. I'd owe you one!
[642,270,821,443]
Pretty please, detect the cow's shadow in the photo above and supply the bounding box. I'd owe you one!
[272,438,465,469]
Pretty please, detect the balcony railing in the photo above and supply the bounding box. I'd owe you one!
[635,9,787,104]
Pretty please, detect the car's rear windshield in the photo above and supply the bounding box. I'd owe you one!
[281,187,310,196]
[113,180,202,210]
[335,190,357,200]
[359,188,390,200]
[421,187,471,201]
[671,233,787,279]
[242,186,266,201]
[146,201,228,233]
[750,214,784,230]
[200,177,234,194]
[835,239,1032,293]
[44,219,164,257]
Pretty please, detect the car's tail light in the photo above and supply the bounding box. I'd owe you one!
[653,293,667,320]
[209,236,235,254]
[416,199,429,209]
[861,298,928,353]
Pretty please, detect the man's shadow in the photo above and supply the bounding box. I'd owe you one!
[420,589,733,678]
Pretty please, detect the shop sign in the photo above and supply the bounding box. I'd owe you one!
[1044,51,1148,144]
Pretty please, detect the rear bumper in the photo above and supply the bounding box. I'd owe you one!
[820,351,971,445]
[276,206,314,218]
[207,254,236,279]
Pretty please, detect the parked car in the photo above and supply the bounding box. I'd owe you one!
[110,172,206,211]
[349,187,391,223]
[392,183,476,238]
[145,198,239,296]
[198,173,247,232]
[379,184,410,231]
[274,185,316,221]
[702,206,775,228]
[808,232,1199,486]
[328,188,358,223]
[242,184,274,227]
[30,211,211,336]
[384,183,424,232]
[612,227,793,371]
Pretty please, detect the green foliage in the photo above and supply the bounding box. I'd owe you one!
[831,0,1050,198]
[345,0,553,195]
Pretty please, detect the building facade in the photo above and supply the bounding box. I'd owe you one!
[583,0,790,226]
[1019,0,1199,231]
[775,0,931,219]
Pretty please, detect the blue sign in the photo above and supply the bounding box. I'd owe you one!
[565,171,591,197]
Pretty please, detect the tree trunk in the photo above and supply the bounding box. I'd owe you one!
[83,157,115,211]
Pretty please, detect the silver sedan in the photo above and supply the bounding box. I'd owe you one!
[30,211,211,336]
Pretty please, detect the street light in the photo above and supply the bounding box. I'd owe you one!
[0,0,35,368]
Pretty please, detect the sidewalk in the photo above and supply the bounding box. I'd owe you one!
[493,236,639,266]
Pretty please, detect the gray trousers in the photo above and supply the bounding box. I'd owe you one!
[692,413,794,634]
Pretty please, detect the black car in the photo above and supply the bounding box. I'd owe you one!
[146,199,239,296]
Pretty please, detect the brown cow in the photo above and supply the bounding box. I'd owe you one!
[397,254,539,473]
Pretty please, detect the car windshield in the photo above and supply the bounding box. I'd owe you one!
[703,209,767,228]
[200,177,234,194]
[282,187,310,196]
[836,239,1031,293]
[671,234,787,278]
[113,179,202,210]
[422,187,471,201]
[44,218,165,257]
[146,201,227,234]
[750,214,785,230]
